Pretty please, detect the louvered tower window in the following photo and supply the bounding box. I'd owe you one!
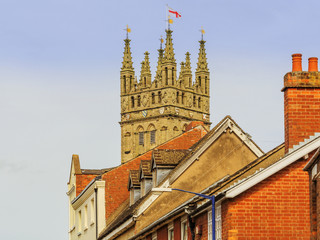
[150,130,156,144]
[139,132,144,145]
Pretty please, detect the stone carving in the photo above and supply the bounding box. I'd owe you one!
[142,94,149,107]
[172,92,176,104]
[163,91,168,103]
[187,96,192,107]
[204,100,209,111]
[121,98,128,111]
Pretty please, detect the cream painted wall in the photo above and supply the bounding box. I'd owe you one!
[68,180,106,240]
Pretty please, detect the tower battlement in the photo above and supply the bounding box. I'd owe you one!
[120,29,211,164]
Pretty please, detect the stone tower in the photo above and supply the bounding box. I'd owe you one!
[120,29,211,164]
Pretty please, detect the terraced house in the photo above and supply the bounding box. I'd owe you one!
[67,28,320,240]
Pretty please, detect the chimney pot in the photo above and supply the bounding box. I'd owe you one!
[308,57,318,72]
[292,53,302,72]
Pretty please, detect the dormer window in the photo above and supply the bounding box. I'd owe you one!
[128,170,141,205]
[139,160,152,197]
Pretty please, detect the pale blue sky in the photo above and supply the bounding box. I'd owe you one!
[1,0,320,239]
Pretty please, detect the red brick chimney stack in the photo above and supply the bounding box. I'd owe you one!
[282,54,320,153]
[292,53,302,72]
[308,57,318,72]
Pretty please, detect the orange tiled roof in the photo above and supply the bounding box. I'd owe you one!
[139,160,152,179]
[152,149,189,167]
[101,124,208,220]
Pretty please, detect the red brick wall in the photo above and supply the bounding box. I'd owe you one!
[174,218,181,240]
[317,175,320,240]
[146,234,152,240]
[222,158,310,240]
[309,161,320,240]
[284,87,320,151]
[310,176,317,239]
[157,225,168,240]
[193,212,208,240]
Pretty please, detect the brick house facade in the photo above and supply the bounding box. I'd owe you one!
[97,54,320,240]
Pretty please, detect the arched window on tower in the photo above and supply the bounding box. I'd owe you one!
[198,97,201,108]
[131,96,135,108]
[148,124,156,145]
[137,95,141,107]
[181,93,185,105]
[189,78,192,87]
[176,91,179,104]
[172,67,174,83]
[158,91,162,103]
[137,126,144,146]
[165,67,168,85]
[123,76,126,93]
[130,76,132,89]
[205,76,208,94]
[193,96,196,107]
[144,77,146,86]
[152,93,155,104]
[198,76,201,87]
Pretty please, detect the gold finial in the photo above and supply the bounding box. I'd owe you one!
[124,24,131,39]
[160,36,164,49]
[167,16,173,30]
[200,27,205,40]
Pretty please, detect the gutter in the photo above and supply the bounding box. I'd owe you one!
[95,188,98,240]
[101,217,135,240]
[224,135,320,199]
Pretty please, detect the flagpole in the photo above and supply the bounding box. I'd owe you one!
[166,5,169,30]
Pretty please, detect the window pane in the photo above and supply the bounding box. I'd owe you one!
[150,130,156,144]
[139,132,144,145]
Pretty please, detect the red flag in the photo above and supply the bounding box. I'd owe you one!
[168,9,181,18]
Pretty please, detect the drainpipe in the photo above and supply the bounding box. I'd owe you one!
[188,215,196,240]
[95,188,98,240]
[171,188,215,240]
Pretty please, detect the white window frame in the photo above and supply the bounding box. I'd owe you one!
[152,232,157,240]
[216,203,222,240]
[181,216,188,240]
[168,222,174,240]
[90,198,95,225]
[208,202,222,240]
[208,210,212,240]
[84,205,88,230]
[78,210,82,235]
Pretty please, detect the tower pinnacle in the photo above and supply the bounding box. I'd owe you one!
[121,38,134,71]
[156,48,164,82]
[196,40,208,72]
[185,52,192,74]
[163,29,176,63]
[141,52,151,75]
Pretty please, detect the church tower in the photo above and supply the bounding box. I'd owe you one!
[120,29,211,164]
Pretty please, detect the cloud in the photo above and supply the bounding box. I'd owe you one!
[0,159,28,173]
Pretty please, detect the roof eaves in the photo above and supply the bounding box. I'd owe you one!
[224,135,320,199]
